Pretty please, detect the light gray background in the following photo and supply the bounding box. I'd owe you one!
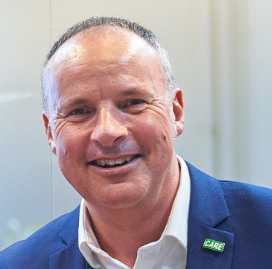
[1,0,272,249]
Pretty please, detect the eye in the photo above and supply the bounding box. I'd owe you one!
[67,108,93,118]
[122,99,147,114]
[69,108,88,116]
[66,107,93,122]
[126,99,145,106]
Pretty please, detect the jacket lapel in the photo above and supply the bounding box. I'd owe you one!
[49,206,85,269]
[186,163,234,269]
[49,239,85,268]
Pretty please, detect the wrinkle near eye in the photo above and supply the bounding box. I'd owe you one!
[53,119,69,138]
[145,99,170,117]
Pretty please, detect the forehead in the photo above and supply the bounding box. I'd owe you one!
[43,27,167,110]
[46,27,160,74]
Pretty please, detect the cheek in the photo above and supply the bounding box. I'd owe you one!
[132,110,174,139]
[55,126,89,162]
[129,111,175,153]
[55,130,88,189]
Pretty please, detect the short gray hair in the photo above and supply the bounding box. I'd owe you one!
[41,16,178,116]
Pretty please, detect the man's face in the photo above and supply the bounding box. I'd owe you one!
[43,28,184,210]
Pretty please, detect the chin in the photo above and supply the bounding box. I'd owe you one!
[97,183,148,210]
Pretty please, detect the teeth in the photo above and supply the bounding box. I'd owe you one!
[115,158,123,164]
[108,160,115,166]
[125,156,132,162]
[95,156,135,167]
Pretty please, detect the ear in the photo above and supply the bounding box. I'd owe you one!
[172,88,185,137]
[42,113,57,155]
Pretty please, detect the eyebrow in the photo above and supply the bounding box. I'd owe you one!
[122,89,141,96]
[59,98,88,110]
[121,88,155,98]
[59,88,155,110]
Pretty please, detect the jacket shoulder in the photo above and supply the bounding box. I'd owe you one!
[186,161,272,213]
[217,181,272,267]
[219,179,272,200]
[218,180,272,223]
[0,206,80,268]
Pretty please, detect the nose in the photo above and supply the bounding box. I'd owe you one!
[91,107,128,147]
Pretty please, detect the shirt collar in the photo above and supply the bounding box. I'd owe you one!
[78,200,100,267]
[162,156,190,249]
[78,155,191,268]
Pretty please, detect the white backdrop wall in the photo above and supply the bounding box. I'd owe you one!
[0,0,271,250]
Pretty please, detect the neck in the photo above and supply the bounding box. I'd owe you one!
[85,155,180,268]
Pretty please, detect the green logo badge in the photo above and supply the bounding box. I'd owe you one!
[203,238,225,252]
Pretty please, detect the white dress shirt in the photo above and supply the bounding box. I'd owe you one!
[78,156,191,269]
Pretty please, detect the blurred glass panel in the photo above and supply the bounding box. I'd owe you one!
[0,0,51,250]
[0,95,51,250]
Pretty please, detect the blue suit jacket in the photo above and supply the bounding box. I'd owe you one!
[1,162,272,268]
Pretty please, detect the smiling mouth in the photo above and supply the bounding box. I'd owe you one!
[90,155,139,168]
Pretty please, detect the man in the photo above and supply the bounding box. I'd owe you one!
[1,17,272,269]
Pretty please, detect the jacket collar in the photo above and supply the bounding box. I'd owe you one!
[187,162,230,226]
[186,162,234,269]
[49,206,85,269]
[58,206,80,245]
